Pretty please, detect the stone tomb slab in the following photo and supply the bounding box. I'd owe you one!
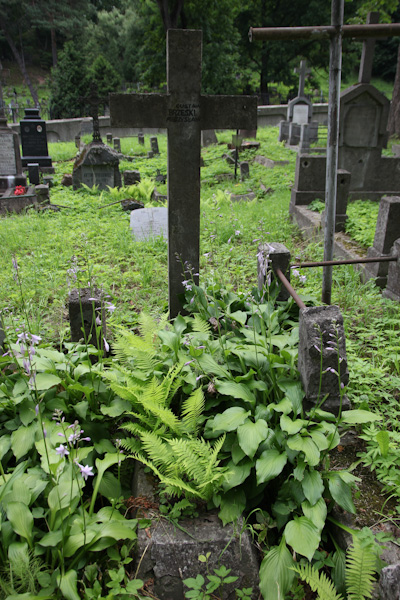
[130,207,168,240]
[0,132,18,175]
[72,141,121,191]
[0,186,37,215]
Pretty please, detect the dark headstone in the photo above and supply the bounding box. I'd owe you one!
[240,161,250,181]
[147,151,154,159]
[138,132,145,145]
[201,129,217,146]
[383,237,400,301]
[61,173,73,187]
[28,163,40,185]
[106,133,113,145]
[123,170,141,186]
[113,137,121,153]
[20,108,53,168]
[150,136,159,154]
[72,141,122,191]
[366,196,400,286]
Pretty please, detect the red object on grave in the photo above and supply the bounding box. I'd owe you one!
[14,186,26,196]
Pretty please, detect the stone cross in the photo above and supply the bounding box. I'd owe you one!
[294,60,311,97]
[359,12,380,84]
[80,83,107,143]
[110,29,257,318]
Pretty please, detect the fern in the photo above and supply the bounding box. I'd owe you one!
[192,314,211,334]
[346,536,377,600]
[181,388,205,435]
[292,564,344,600]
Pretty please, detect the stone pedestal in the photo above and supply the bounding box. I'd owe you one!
[257,242,291,301]
[123,170,141,186]
[383,238,400,301]
[298,305,349,414]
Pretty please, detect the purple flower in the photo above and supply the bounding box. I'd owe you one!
[30,334,42,345]
[103,338,110,353]
[76,463,94,481]
[56,445,69,458]
[22,359,31,375]
[96,316,102,326]
[105,302,116,314]
[35,404,40,416]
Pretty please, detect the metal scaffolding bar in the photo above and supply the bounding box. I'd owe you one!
[275,268,306,309]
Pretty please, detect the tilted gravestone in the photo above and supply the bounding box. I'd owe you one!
[366,196,400,287]
[110,29,257,318]
[20,108,53,170]
[72,143,122,191]
[130,207,168,241]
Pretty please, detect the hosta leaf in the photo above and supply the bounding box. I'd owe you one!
[97,521,137,541]
[218,489,246,526]
[196,354,230,378]
[340,410,381,424]
[269,397,292,415]
[222,460,252,491]
[237,419,270,458]
[301,469,324,506]
[327,472,356,514]
[34,373,62,391]
[6,502,33,544]
[284,516,321,561]
[211,407,250,433]
[376,430,390,457]
[256,449,287,485]
[228,310,247,325]
[301,498,327,531]
[259,537,295,600]
[287,434,320,466]
[38,530,63,547]
[280,414,305,435]
[11,423,37,460]
[277,380,304,415]
[0,435,11,460]
[214,381,256,406]
[58,569,80,600]
[97,471,121,500]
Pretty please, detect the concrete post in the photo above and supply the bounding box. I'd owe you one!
[298,305,349,414]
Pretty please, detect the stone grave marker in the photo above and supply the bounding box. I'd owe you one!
[147,150,154,159]
[110,29,257,317]
[28,163,40,185]
[123,170,141,185]
[113,137,121,152]
[150,136,159,154]
[138,132,144,145]
[201,129,217,146]
[106,133,113,145]
[240,161,250,180]
[0,112,27,194]
[130,207,168,240]
[20,108,53,170]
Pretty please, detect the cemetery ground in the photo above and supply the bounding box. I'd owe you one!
[1,126,400,599]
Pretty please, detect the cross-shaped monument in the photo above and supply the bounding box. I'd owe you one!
[358,12,379,84]
[294,60,311,97]
[110,29,257,318]
[80,83,108,143]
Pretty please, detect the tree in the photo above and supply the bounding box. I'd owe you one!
[0,0,39,105]
[49,41,88,118]
[86,54,121,99]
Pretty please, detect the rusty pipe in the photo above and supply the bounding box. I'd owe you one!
[275,268,306,309]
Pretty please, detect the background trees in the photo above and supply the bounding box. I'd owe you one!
[0,0,398,127]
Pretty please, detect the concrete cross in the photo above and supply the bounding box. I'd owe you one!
[294,60,311,97]
[359,12,380,84]
[110,29,257,318]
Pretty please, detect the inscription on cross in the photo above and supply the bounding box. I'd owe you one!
[294,60,310,97]
[110,29,257,318]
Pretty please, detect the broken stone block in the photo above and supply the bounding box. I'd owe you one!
[298,305,350,414]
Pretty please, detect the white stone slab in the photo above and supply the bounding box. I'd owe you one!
[292,103,309,125]
[130,207,168,241]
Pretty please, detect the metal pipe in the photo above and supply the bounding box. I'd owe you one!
[292,256,397,268]
[249,23,400,42]
[275,268,306,309]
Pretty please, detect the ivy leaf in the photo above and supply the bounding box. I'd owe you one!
[340,410,381,424]
[259,537,295,600]
[256,449,287,485]
[284,516,321,561]
[211,407,250,433]
[237,419,270,458]
[327,472,356,514]
[301,469,324,506]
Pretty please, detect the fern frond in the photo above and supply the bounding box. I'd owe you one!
[192,314,211,334]
[292,564,344,600]
[138,431,174,469]
[346,536,378,600]
[138,312,168,345]
[118,437,142,454]
[181,388,205,435]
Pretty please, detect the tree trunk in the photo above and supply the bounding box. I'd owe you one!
[0,23,39,106]
[156,0,185,31]
[51,27,58,67]
[388,43,400,138]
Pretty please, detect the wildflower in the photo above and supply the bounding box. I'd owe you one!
[103,338,110,353]
[182,280,192,291]
[30,334,41,345]
[105,301,116,314]
[76,462,94,481]
[96,316,102,326]
[235,230,240,236]
[55,444,69,458]
[22,358,31,375]
[184,360,194,367]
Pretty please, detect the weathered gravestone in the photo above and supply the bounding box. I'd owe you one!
[130,207,168,240]
[0,113,27,194]
[110,29,257,318]
[201,129,217,146]
[278,60,318,146]
[73,86,122,191]
[150,136,159,154]
[20,108,53,171]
